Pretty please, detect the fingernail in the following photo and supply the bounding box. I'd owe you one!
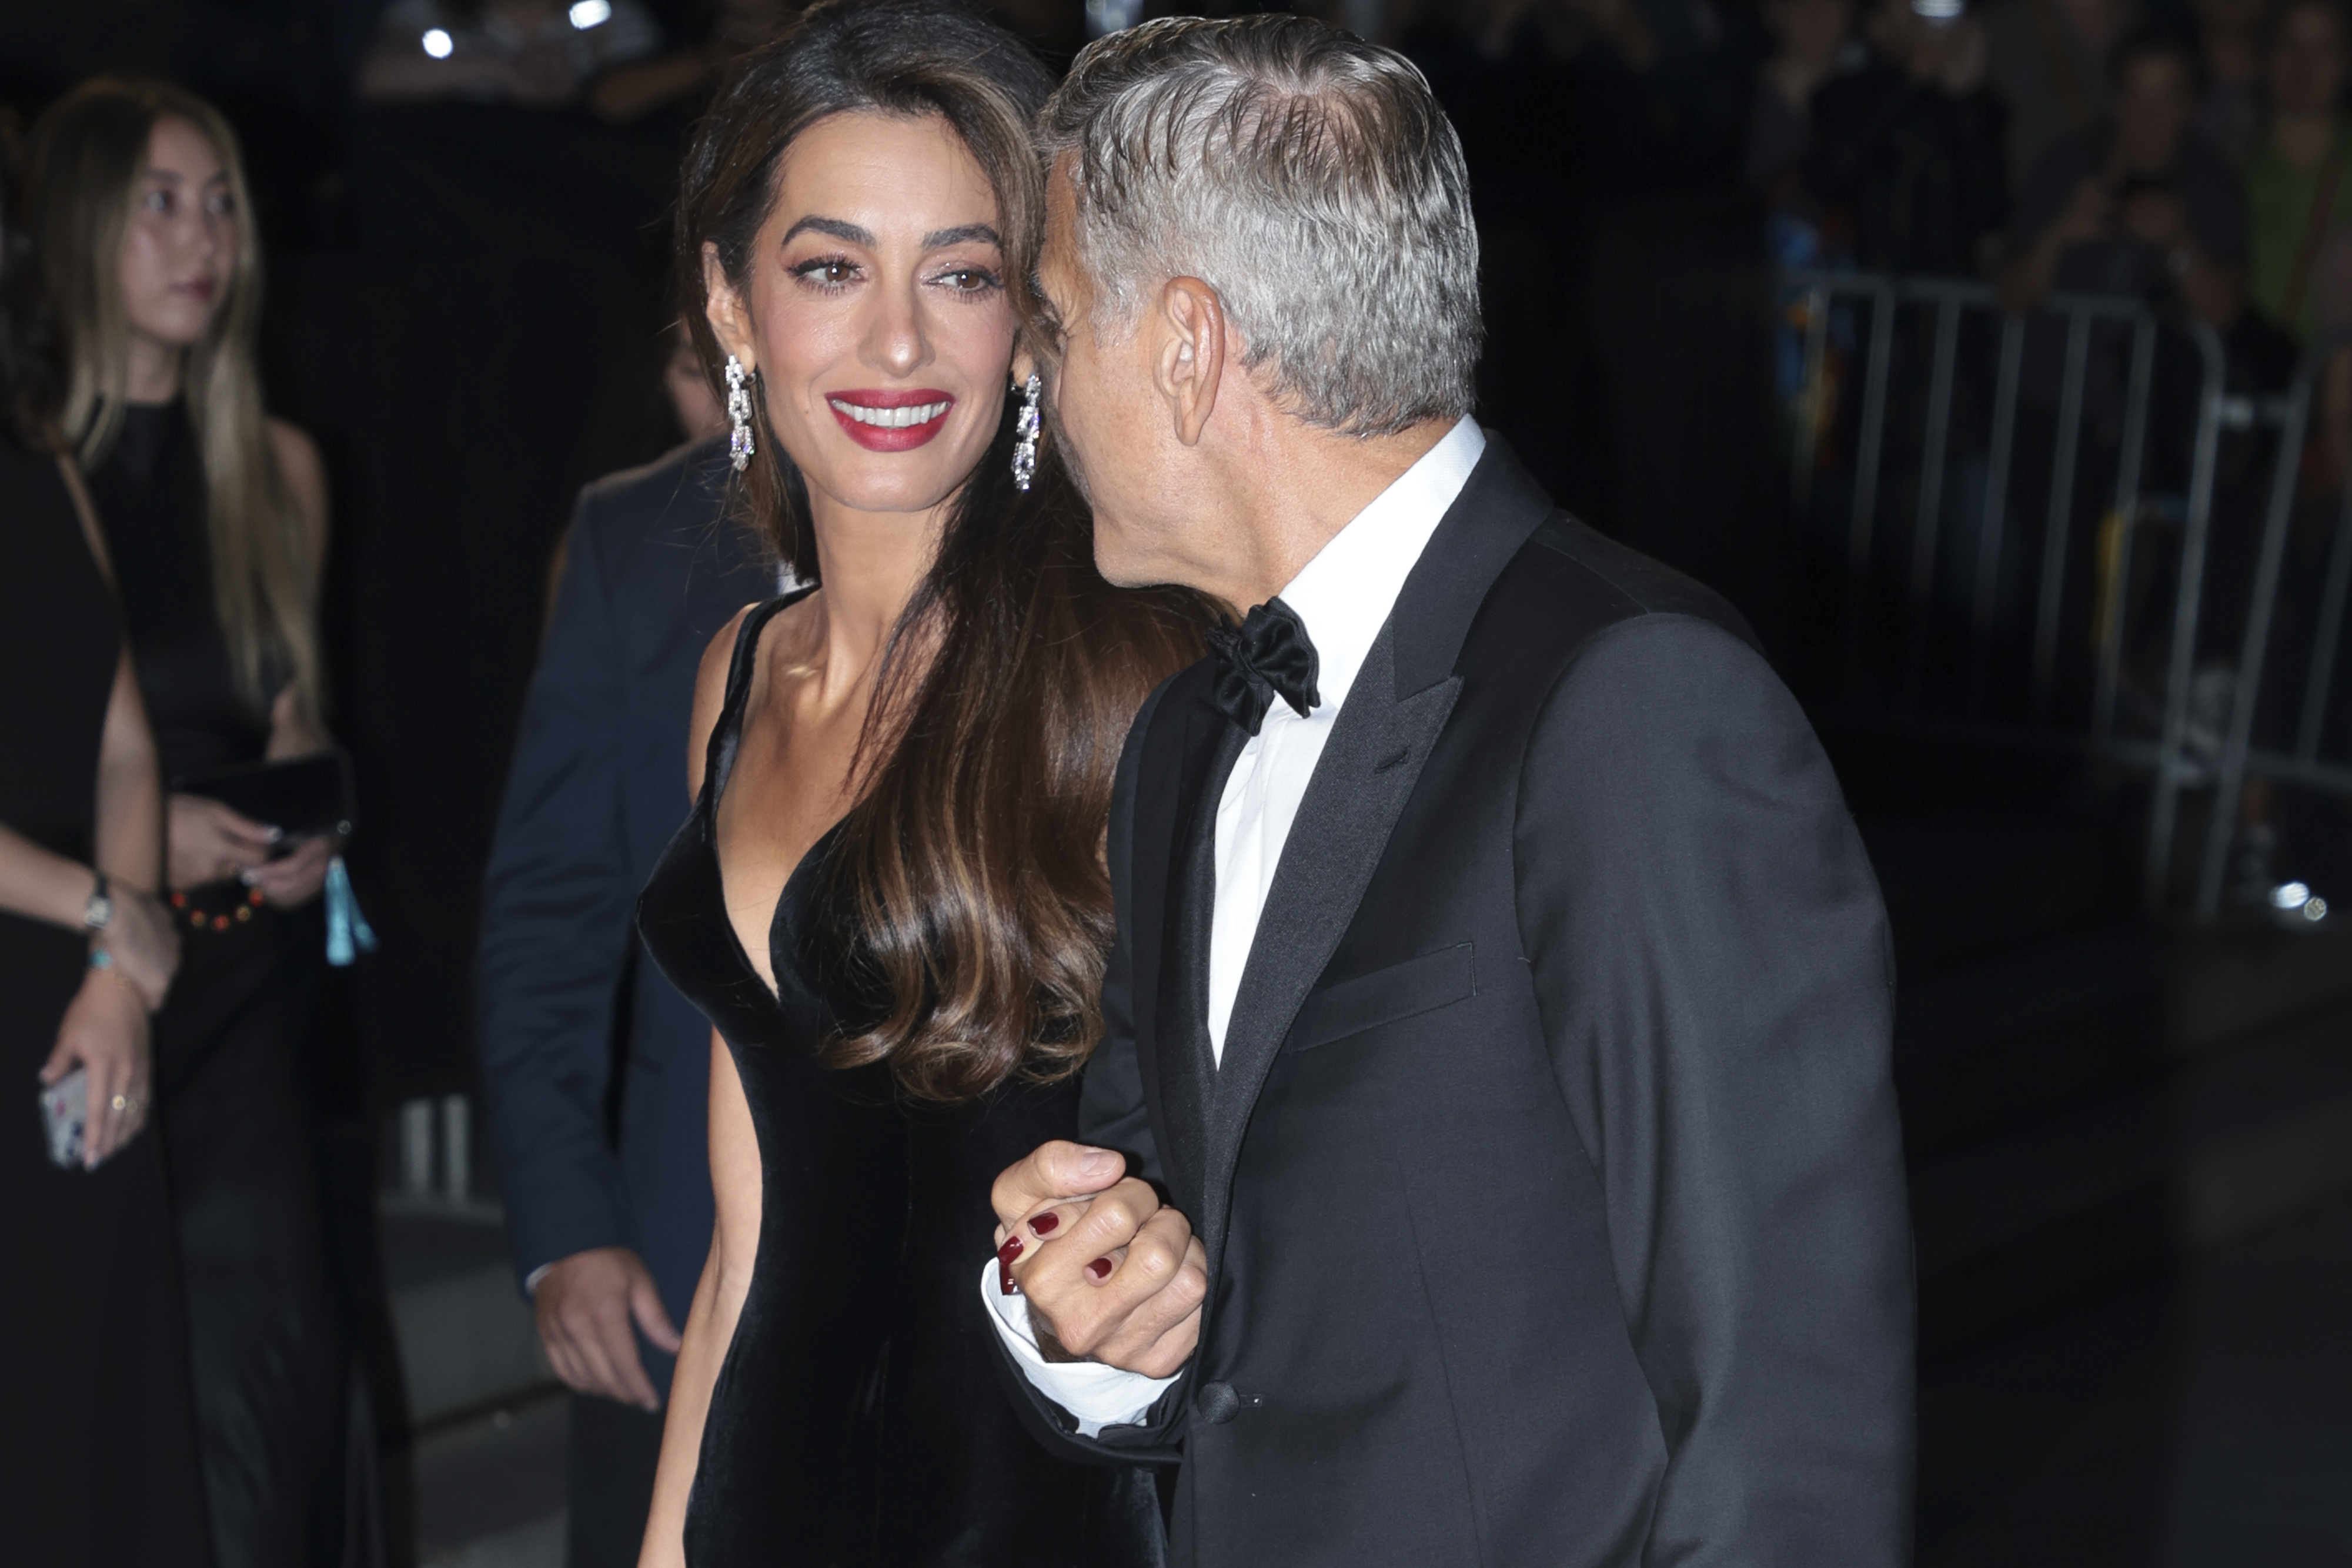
[1086,1256,1114,1282]
[263,826,285,842]
[239,868,260,885]
[1029,1211,1060,1237]
[997,1234,1023,1296]
[1076,1148,1117,1178]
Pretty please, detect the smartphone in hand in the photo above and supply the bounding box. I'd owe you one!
[39,1067,88,1169]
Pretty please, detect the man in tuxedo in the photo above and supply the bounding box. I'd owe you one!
[477,432,774,1567]
[984,16,1915,1567]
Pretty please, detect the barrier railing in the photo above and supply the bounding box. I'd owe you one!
[1781,270,2230,908]
[2191,325,2352,920]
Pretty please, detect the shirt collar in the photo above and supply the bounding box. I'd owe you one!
[1274,415,1486,718]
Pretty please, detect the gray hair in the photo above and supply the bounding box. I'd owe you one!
[1040,15,1482,439]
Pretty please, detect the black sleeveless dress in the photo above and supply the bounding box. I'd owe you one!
[87,401,350,1568]
[0,433,212,1567]
[636,591,1165,1568]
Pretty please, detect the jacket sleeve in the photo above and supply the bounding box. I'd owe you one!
[993,677,1192,1466]
[1512,613,1914,1567]
[476,489,638,1296]
[1077,679,1165,1185]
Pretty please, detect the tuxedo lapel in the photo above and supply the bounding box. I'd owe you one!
[1198,624,1460,1273]
[1189,438,1558,1275]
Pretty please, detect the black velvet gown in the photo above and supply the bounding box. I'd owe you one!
[0,432,212,1566]
[87,401,350,1568]
[636,591,1165,1568]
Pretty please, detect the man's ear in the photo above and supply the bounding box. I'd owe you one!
[703,241,754,371]
[1156,276,1226,448]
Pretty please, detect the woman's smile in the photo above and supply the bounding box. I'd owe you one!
[827,387,955,450]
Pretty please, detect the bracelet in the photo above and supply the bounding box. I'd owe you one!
[88,947,114,971]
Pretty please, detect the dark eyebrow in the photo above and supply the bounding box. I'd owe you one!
[923,223,1001,249]
[781,215,874,247]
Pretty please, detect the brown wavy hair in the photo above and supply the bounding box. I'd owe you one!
[677,0,1218,1102]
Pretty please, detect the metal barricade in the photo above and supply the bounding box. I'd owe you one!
[2191,325,2352,920]
[1782,270,2229,908]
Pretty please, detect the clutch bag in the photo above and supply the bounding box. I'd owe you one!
[172,748,356,841]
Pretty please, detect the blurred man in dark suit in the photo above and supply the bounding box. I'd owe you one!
[477,397,773,1566]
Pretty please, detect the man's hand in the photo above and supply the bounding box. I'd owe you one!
[991,1141,1208,1380]
[533,1246,682,1410]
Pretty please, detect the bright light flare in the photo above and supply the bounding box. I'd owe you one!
[569,0,612,27]
[421,27,454,58]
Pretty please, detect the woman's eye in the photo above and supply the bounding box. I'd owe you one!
[933,266,1001,294]
[205,193,235,218]
[145,190,172,214]
[790,257,858,289]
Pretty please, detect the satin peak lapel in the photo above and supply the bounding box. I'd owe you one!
[1198,624,1459,1272]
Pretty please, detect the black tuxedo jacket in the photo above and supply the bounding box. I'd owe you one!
[1007,442,1914,1566]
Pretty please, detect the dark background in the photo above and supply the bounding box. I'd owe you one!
[5,2,2349,1562]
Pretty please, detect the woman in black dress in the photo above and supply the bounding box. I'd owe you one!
[634,5,1212,1563]
[26,80,351,1568]
[0,160,210,1568]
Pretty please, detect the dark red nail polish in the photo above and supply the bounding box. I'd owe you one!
[997,1235,1023,1295]
[1030,1211,1060,1237]
[1086,1256,1114,1281]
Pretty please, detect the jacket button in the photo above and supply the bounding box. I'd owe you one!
[1196,1380,1241,1425]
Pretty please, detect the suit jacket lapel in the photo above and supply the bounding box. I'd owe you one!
[1198,625,1461,1273]
[1191,436,1558,1276]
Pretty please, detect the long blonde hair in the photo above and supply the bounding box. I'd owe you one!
[27,78,320,717]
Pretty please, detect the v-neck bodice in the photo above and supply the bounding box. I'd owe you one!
[630,591,1163,1567]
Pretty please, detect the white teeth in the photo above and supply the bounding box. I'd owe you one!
[830,399,949,428]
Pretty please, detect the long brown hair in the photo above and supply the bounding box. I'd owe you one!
[679,0,1216,1102]
[26,79,320,718]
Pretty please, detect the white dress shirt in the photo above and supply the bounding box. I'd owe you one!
[984,417,1487,1435]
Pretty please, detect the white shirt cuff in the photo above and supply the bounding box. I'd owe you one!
[978,1256,1178,1439]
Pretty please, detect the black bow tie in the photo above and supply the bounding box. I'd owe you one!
[1205,597,1321,737]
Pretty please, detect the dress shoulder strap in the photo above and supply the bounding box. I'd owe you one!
[703,583,818,808]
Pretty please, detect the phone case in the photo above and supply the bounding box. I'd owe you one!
[40,1066,88,1169]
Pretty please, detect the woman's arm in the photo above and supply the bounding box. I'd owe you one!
[36,646,179,1165]
[637,610,761,1567]
[637,1028,762,1568]
[0,647,176,994]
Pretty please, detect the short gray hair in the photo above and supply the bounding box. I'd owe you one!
[1040,15,1482,439]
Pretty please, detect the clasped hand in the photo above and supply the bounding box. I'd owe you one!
[990,1141,1208,1380]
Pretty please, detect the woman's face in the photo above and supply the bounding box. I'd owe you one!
[120,117,236,352]
[707,111,1019,523]
[2270,4,2346,115]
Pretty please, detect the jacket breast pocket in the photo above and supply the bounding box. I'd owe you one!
[1284,943,1475,1054]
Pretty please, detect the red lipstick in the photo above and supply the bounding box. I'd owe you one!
[827,387,954,452]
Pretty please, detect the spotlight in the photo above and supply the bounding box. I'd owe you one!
[569,0,612,27]
[421,27,454,58]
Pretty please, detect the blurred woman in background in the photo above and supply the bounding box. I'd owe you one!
[28,78,353,1568]
[0,135,208,1568]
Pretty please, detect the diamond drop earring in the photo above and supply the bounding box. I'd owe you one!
[726,355,755,473]
[1011,373,1041,492]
